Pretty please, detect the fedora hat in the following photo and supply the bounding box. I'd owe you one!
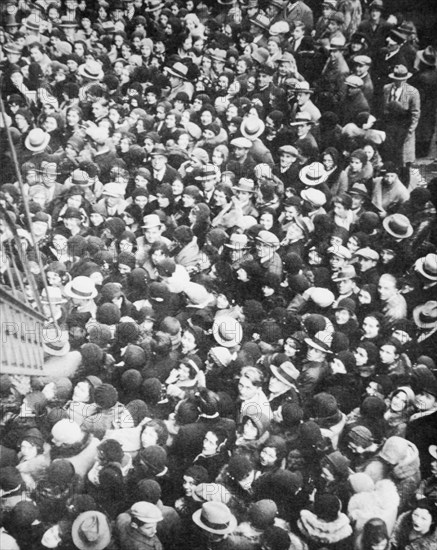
[241,116,265,141]
[233,178,256,193]
[78,60,104,81]
[41,287,67,305]
[25,128,50,152]
[192,502,237,535]
[142,214,163,229]
[225,233,250,250]
[299,162,328,186]
[59,17,79,28]
[382,213,413,239]
[417,46,437,67]
[251,47,269,65]
[195,163,220,181]
[25,17,41,32]
[145,0,164,12]
[250,13,270,31]
[415,253,437,281]
[327,35,346,50]
[291,81,314,94]
[43,328,70,357]
[149,144,168,157]
[212,316,243,348]
[165,62,188,80]
[72,512,111,550]
[290,111,314,126]
[270,361,299,386]
[349,183,368,197]
[413,301,437,329]
[71,169,91,187]
[3,43,22,55]
[388,64,412,80]
[64,276,98,300]
[278,52,295,64]
[300,188,326,207]
[305,330,333,354]
[209,48,227,62]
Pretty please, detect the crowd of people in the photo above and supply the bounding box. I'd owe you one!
[1,0,437,549]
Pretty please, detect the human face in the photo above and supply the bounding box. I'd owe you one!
[269,375,287,394]
[242,418,258,440]
[306,345,324,362]
[379,344,397,365]
[202,431,219,456]
[181,330,196,354]
[256,241,273,261]
[30,47,43,63]
[212,150,224,167]
[200,110,213,126]
[72,381,90,403]
[349,157,363,173]
[296,122,310,137]
[321,466,335,482]
[260,213,274,231]
[183,475,196,497]
[172,180,184,197]
[238,470,255,490]
[236,268,249,282]
[238,377,257,401]
[383,173,397,186]
[381,249,395,265]
[363,146,374,161]
[137,522,158,538]
[354,347,368,367]
[20,439,38,460]
[336,277,354,295]
[15,113,28,132]
[151,155,166,171]
[411,508,433,535]
[378,277,396,301]
[178,364,191,382]
[358,289,372,305]
[415,391,436,411]
[391,390,408,413]
[141,426,158,448]
[362,316,379,339]
[284,338,298,358]
[67,109,80,126]
[335,309,350,325]
[144,226,162,244]
[260,446,277,467]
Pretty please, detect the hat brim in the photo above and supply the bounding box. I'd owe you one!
[304,337,332,353]
[43,341,71,357]
[417,50,436,66]
[144,2,164,12]
[241,120,265,141]
[77,65,104,80]
[63,281,98,300]
[429,445,437,460]
[165,67,188,80]
[72,512,111,550]
[192,508,237,535]
[412,304,437,329]
[24,134,50,152]
[212,317,243,347]
[388,72,412,80]
[270,365,297,386]
[414,258,437,281]
[382,217,413,239]
[300,190,326,207]
[289,119,314,126]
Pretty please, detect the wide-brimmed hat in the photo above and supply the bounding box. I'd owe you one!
[43,328,70,357]
[305,330,333,353]
[233,178,256,193]
[417,46,437,67]
[349,183,368,197]
[300,188,326,207]
[3,43,22,55]
[165,62,188,80]
[290,111,314,126]
[299,162,328,186]
[241,117,265,140]
[195,163,220,181]
[413,301,437,329]
[382,214,413,239]
[192,502,237,535]
[415,253,437,281]
[388,64,412,80]
[225,234,249,250]
[64,276,98,300]
[25,128,50,152]
[72,512,111,550]
[212,316,243,347]
[251,47,269,65]
[149,144,168,157]
[78,60,104,81]
[59,17,79,28]
[145,0,165,12]
[270,361,299,386]
[25,17,41,32]
[142,214,163,229]
[71,169,92,187]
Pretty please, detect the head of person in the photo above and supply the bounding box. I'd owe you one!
[238,366,264,401]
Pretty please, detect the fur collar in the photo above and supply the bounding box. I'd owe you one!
[299,509,352,544]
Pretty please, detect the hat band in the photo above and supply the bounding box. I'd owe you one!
[423,263,437,278]
[419,312,437,323]
[275,368,295,386]
[200,514,230,531]
[71,287,94,298]
[45,341,65,351]
[305,173,321,182]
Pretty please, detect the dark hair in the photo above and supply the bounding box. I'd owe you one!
[141,419,169,447]
[361,518,389,550]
